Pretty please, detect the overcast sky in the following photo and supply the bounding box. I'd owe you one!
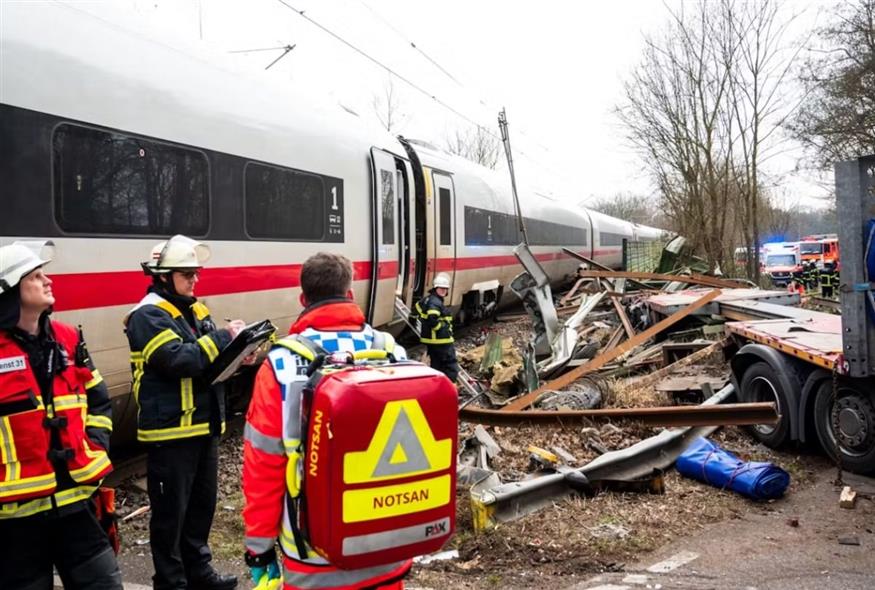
[81,0,837,209]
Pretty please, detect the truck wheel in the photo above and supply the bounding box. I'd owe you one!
[813,379,875,474]
[739,362,790,447]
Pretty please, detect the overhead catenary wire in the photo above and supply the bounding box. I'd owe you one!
[273,0,492,136]
[350,0,554,156]
[270,0,575,192]
[353,0,462,86]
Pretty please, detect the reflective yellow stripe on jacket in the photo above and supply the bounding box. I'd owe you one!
[143,328,181,362]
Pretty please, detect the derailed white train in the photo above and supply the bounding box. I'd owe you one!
[0,3,664,443]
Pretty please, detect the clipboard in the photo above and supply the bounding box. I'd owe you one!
[205,319,277,384]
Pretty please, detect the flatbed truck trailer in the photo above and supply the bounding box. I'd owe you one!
[725,155,875,474]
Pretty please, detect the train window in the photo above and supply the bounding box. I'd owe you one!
[53,124,208,235]
[381,169,394,244]
[245,162,325,240]
[464,206,587,246]
[600,232,625,246]
[439,187,452,245]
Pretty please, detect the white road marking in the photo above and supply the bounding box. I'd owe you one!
[646,550,700,573]
[622,573,651,584]
[586,585,631,590]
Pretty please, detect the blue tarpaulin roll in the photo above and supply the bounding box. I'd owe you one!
[676,437,790,500]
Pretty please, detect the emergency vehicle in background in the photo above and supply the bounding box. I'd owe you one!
[0,4,665,446]
[799,234,840,269]
[762,243,802,286]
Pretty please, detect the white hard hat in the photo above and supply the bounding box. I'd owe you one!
[433,273,451,289]
[0,240,55,294]
[142,235,211,275]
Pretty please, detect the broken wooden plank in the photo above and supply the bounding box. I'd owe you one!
[628,339,728,391]
[578,270,746,289]
[611,294,636,339]
[502,289,722,411]
[604,325,625,352]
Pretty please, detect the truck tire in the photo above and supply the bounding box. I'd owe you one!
[813,378,875,475]
[739,361,790,447]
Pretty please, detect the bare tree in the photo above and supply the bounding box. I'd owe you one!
[727,0,801,281]
[444,126,500,169]
[617,0,798,277]
[617,2,736,271]
[371,78,406,133]
[788,0,875,168]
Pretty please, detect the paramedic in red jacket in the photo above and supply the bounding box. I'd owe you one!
[242,252,411,589]
[0,241,120,589]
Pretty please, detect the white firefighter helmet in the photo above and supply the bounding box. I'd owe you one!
[433,273,451,289]
[0,240,55,294]
[142,235,211,275]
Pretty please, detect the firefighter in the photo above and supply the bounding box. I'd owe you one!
[821,263,836,298]
[415,273,460,382]
[242,252,412,589]
[124,235,243,590]
[805,261,818,291]
[0,242,121,590]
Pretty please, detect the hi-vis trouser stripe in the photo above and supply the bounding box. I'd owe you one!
[84,369,103,389]
[197,335,220,362]
[0,484,97,520]
[138,422,211,443]
[143,329,181,362]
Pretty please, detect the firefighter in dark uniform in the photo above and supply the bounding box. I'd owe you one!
[415,273,459,382]
[124,235,244,590]
[805,261,818,291]
[0,241,121,590]
[821,262,836,298]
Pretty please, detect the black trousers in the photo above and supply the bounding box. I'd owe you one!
[427,343,460,382]
[147,435,219,590]
[0,503,122,590]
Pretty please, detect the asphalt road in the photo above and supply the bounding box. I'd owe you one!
[569,466,875,590]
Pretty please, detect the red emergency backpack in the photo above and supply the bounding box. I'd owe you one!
[287,336,458,570]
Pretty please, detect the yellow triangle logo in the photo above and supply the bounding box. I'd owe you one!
[343,399,451,484]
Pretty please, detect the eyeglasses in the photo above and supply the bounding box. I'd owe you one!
[177,270,200,280]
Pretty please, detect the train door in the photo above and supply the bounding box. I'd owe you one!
[431,171,457,302]
[396,159,416,306]
[368,148,402,326]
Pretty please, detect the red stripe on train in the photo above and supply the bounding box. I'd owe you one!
[49,248,612,312]
[51,260,398,312]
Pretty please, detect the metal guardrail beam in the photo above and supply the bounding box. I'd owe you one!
[460,401,777,428]
[470,385,744,529]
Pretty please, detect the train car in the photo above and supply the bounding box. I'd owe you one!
[0,2,664,444]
